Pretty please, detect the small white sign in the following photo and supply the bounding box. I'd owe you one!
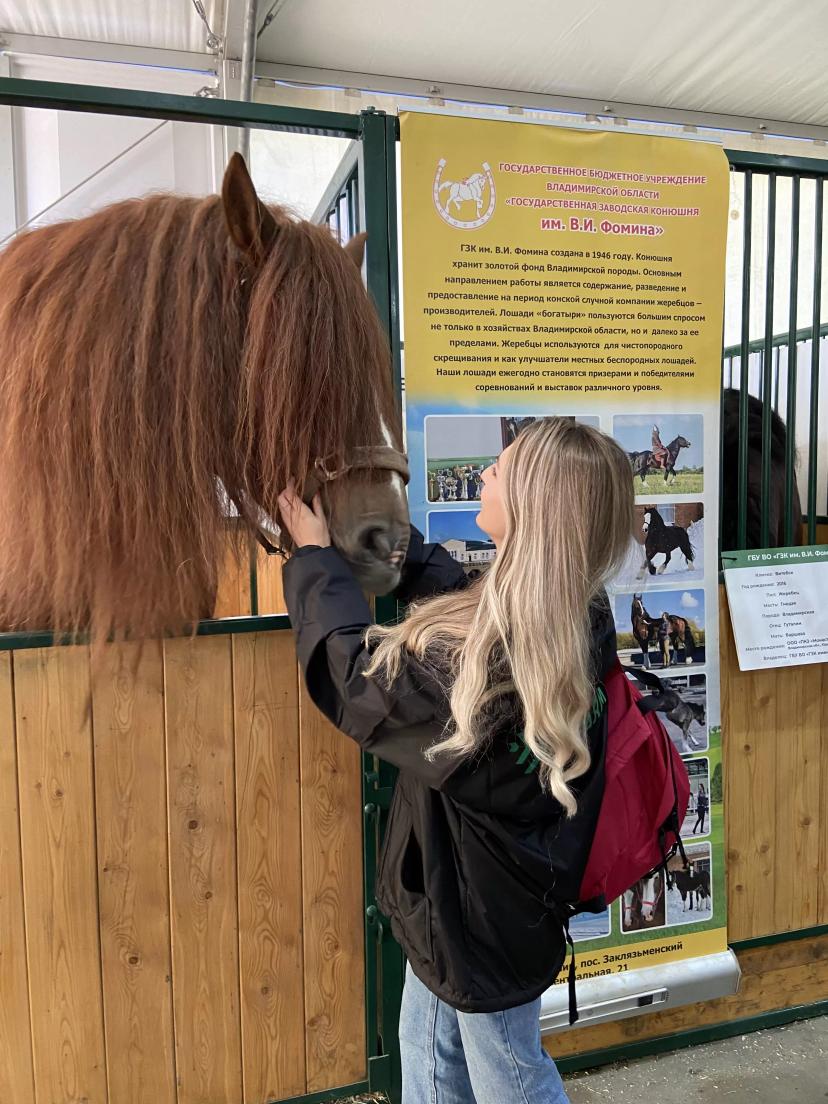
[723,545,828,671]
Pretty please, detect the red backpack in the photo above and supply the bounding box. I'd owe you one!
[579,660,690,904]
[560,660,691,1023]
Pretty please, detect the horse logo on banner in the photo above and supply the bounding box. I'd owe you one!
[433,159,496,229]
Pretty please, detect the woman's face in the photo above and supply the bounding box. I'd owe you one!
[476,441,515,547]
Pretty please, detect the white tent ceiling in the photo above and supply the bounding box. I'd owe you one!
[1,0,826,131]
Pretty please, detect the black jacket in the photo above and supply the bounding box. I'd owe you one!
[282,530,616,1013]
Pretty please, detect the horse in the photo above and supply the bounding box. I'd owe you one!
[666,615,696,663]
[627,668,707,753]
[628,435,692,487]
[673,864,711,912]
[639,505,695,576]
[0,154,410,643]
[631,594,659,668]
[721,389,803,549]
[623,872,664,930]
[439,173,488,217]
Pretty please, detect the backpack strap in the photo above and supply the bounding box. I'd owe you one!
[561,912,580,1027]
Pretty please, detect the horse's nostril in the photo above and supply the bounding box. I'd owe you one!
[360,526,393,559]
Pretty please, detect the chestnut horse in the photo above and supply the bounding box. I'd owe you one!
[0,155,409,641]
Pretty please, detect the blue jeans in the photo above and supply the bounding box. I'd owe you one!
[398,964,570,1104]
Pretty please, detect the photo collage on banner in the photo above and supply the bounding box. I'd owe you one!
[400,110,729,983]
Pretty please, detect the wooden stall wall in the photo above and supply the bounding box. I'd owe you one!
[0,627,364,1104]
[547,586,828,1062]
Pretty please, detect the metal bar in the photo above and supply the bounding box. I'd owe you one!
[0,613,292,652]
[237,0,259,161]
[0,76,362,136]
[311,141,360,224]
[555,999,828,1077]
[760,174,776,548]
[731,922,828,952]
[737,172,753,549]
[785,177,801,544]
[726,149,828,175]
[807,178,824,544]
[723,319,828,358]
[773,345,780,411]
[254,61,828,143]
[0,31,216,75]
[1,118,169,247]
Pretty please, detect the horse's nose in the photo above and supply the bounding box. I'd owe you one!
[355,521,408,566]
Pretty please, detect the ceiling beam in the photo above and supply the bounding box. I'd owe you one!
[0,31,215,76]
[255,61,828,144]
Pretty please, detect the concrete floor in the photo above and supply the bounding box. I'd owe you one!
[565,1016,827,1103]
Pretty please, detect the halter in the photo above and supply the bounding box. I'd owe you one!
[246,444,410,559]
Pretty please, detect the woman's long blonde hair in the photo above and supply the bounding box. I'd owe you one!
[366,417,634,813]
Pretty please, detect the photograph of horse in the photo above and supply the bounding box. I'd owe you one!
[616,589,705,669]
[614,502,704,587]
[625,669,708,754]
[621,871,666,932]
[0,154,410,641]
[613,414,704,495]
[666,844,713,925]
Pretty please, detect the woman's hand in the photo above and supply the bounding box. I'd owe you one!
[277,485,331,549]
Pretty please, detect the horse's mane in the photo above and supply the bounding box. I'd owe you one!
[0,193,396,640]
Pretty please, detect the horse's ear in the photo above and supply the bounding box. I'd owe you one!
[343,231,367,270]
[221,152,277,261]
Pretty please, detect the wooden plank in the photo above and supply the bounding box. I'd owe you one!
[256,549,287,615]
[547,934,828,1059]
[91,641,177,1104]
[233,632,306,1101]
[0,653,36,1103]
[299,679,366,1091]
[213,530,251,619]
[14,646,109,1104]
[772,660,822,932]
[719,592,777,940]
[164,634,242,1104]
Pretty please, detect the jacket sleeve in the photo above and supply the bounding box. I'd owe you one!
[281,545,460,789]
[392,526,468,603]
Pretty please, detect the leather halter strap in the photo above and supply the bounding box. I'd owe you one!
[243,444,410,559]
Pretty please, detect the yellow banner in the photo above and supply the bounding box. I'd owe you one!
[401,111,729,409]
[400,110,730,975]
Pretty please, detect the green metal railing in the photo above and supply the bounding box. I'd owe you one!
[723,158,827,550]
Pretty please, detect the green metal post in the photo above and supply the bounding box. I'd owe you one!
[807,178,823,544]
[737,171,753,549]
[360,106,405,1104]
[785,177,801,545]
[760,174,776,548]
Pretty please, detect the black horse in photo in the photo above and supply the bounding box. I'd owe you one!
[628,435,691,487]
[640,505,695,576]
[630,594,658,668]
[627,667,707,752]
[672,863,712,913]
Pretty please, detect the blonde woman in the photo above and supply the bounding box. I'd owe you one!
[279,418,634,1104]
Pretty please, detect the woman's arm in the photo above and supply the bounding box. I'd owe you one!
[282,545,459,789]
[393,526,468,603]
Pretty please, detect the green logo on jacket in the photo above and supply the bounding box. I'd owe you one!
[507,684,607,776]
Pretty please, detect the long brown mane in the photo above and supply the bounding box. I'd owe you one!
[0,183,397,640]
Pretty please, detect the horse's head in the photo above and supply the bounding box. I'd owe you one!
[221,155,410,593]
[642,510,652,533]
[675,435,691,449]
[638,873,662,922]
